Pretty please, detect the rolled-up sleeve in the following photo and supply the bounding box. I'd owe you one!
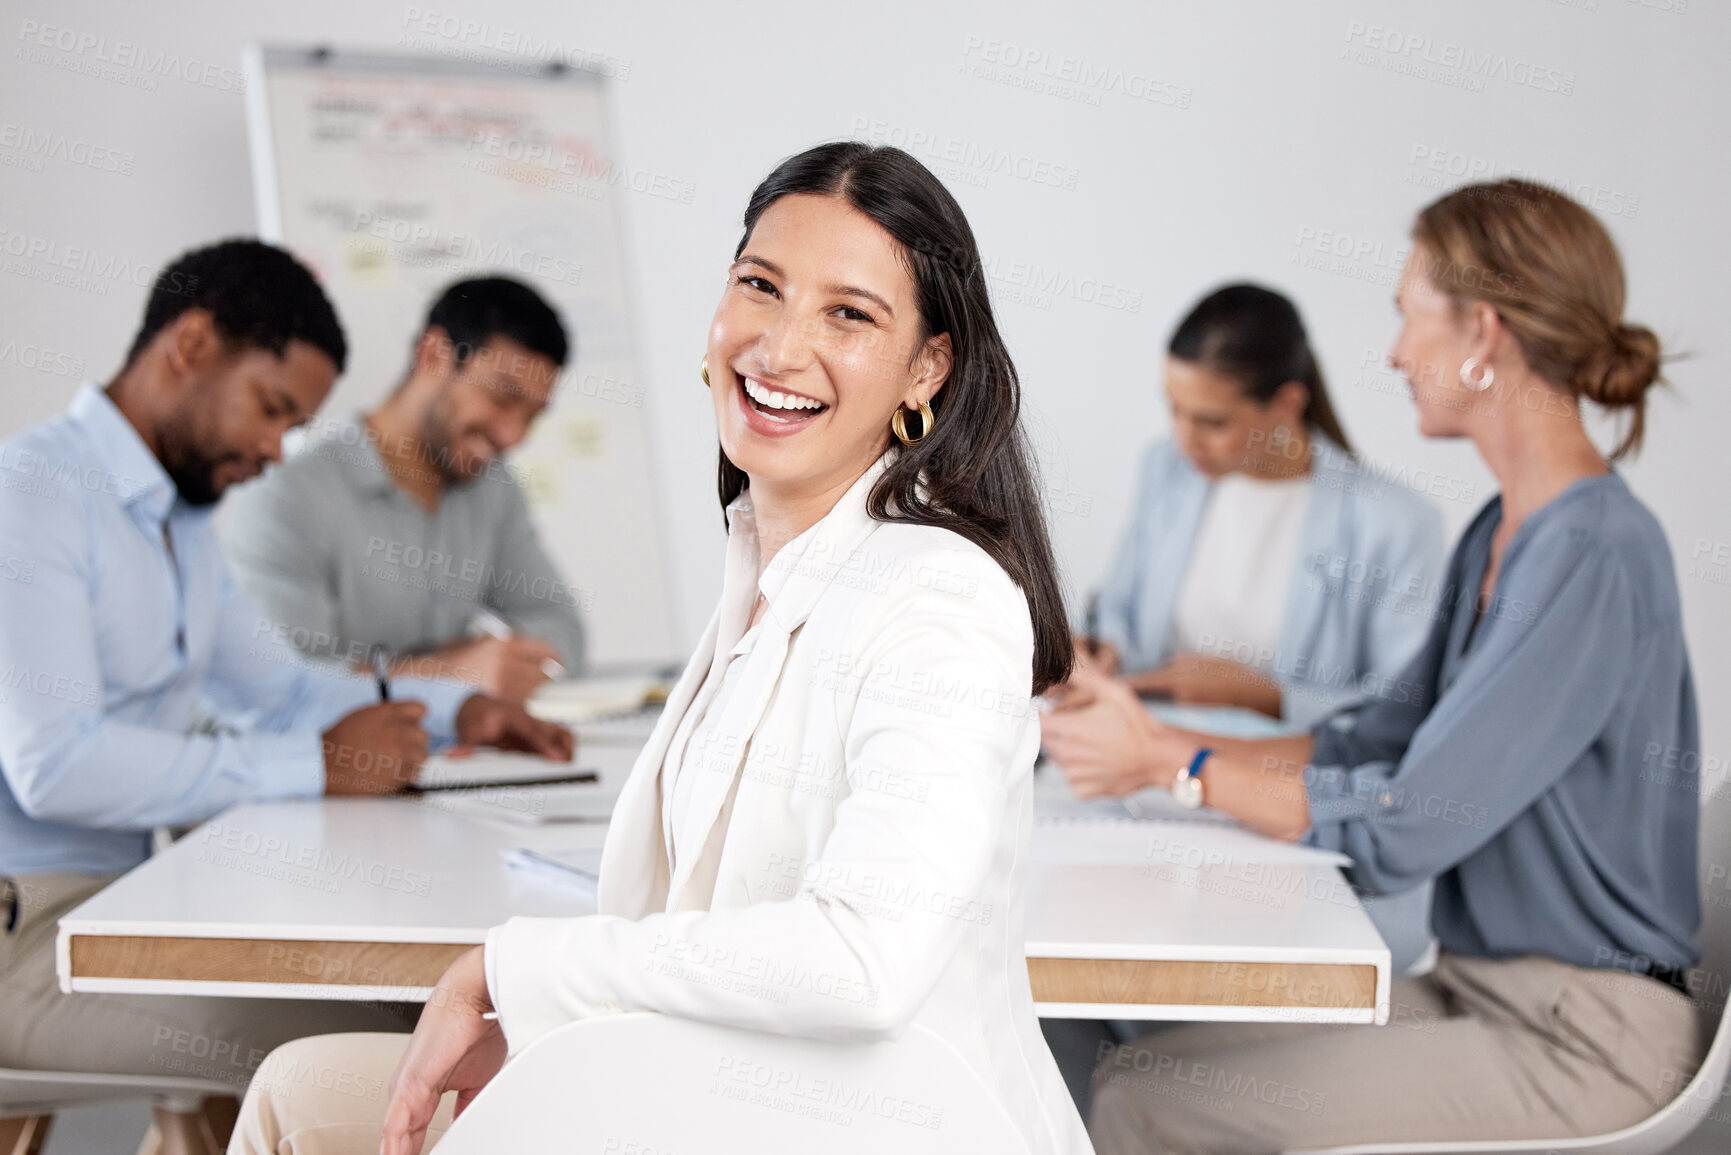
[1305,553,1636,895]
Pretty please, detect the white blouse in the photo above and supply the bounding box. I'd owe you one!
[1170,470,1312,673]
[657,492,765,911]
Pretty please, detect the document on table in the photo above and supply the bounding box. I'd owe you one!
[503,844,603,899]
[1031,814,1351,869]
[411,751,596,792]
[529,675,668,724]
[571,708,662,747]
[422,778,623,826]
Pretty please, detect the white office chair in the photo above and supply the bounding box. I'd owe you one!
[435,1012,1031,1155]
[2,831,237,1155]
[1287,777,1731,1155]
[0,1067,236,1155]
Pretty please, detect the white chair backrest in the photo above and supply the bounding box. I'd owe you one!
[1285,772,1731,1155]
[435,1013,1031,1155]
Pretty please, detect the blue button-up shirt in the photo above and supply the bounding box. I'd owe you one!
[1304,474,1700,972]
[0,385,470,876]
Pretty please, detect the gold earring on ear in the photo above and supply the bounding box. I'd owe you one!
[891,401,936,446]
[700,354,710,388]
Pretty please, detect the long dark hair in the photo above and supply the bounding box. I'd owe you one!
[1168,283,1353,453]
[719,142,1072,694]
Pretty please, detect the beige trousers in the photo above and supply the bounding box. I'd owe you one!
[226,1033,451,1155]
[1088,951,1706,1155]
[0,872,414,1098]
[227,954,1710,1155]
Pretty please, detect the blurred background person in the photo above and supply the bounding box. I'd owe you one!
[0,241,569,1128]
[221,276,585,705]
[1046,181,1702,1153]
[1077,283,1445,730]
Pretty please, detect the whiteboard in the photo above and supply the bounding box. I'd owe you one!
[242,44,677,670]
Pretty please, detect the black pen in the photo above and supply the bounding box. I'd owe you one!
[370,645,391,702]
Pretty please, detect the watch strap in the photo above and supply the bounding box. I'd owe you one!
[1187,747,1214,779]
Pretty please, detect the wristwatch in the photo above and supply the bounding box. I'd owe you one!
[1172,747,1214,810]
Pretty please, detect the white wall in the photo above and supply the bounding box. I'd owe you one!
[3,0,1726,752]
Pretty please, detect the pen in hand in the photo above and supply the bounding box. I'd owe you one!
[370,645,392,702]
[470,608,565,679]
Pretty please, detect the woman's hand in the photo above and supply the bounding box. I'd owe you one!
[381,946,507,1155]
[1073,636,1120,677]
[1041,664,1188,798]
[1125,652,1283,718]
[1047,638,1122,711]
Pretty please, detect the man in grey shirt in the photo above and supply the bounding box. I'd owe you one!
[221,277,585,704]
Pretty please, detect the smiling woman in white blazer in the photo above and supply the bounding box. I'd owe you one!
[228,142,1092,1155]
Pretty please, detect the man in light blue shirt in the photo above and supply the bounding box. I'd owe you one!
[0,239,571,1097]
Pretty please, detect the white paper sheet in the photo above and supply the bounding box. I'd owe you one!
[425,779,623,826]
[1031,815,1351,868]
[504,845,603,898]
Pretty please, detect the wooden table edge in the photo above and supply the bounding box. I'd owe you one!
[66,933,1380,1012]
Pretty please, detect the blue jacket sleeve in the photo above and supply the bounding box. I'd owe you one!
[1358,494,1448,687]
[1093,443,1162,656]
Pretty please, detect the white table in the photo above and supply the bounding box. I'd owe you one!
[58,749,1390,1024]
[1024,861,1387,1022]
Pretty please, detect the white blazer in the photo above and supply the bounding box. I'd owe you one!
[486,456,1092,1155]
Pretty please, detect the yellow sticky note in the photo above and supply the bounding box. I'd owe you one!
[563,415,604,458]
[516,460,560,504]
[343,238,393,284]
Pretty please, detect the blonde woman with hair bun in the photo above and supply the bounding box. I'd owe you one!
[1049,180,1705,1152]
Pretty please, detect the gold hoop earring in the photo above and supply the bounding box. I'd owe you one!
[1459,357,1494,392]
[891,401,936,446]
[700,354,710,388]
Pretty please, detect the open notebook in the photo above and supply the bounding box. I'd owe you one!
[411,751,597,792]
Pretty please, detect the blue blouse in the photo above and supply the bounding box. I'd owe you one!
[1305,474,1700,971]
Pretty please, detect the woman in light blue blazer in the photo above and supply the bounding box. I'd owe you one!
[1083,284,1446,729]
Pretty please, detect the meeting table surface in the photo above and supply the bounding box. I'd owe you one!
[56,709,1391,1026]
